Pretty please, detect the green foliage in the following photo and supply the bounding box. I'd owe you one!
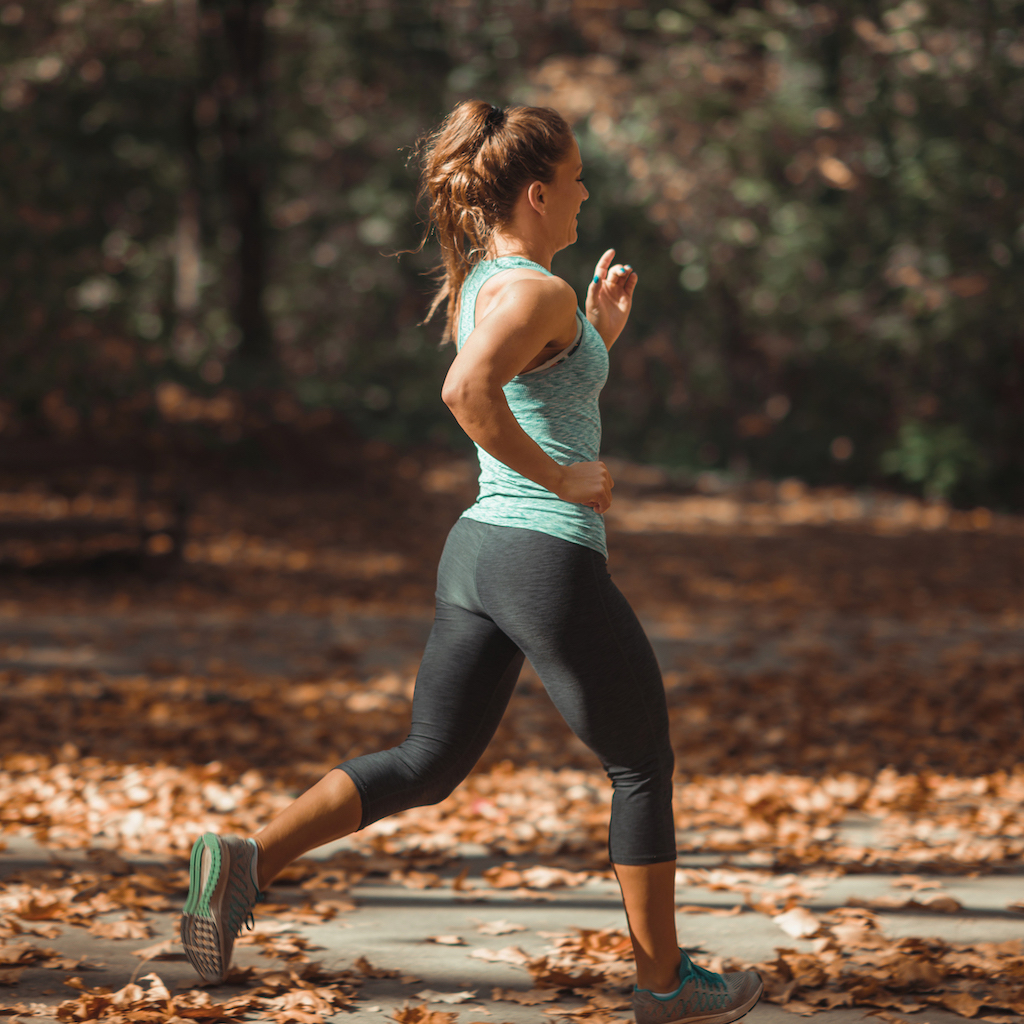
[0,0,1022,507]
[882,420,981,500]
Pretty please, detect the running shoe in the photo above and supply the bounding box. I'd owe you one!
[632,951,763,1024]
[180,832,263,982]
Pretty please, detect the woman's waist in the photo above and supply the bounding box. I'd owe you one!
[475,439,601,474]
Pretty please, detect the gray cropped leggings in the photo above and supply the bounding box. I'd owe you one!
[337,517,676,865]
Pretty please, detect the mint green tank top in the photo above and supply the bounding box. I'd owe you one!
[456,256,610,558]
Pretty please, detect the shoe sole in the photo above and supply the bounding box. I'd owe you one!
[180,833,231,982]
[661,979,764,1024]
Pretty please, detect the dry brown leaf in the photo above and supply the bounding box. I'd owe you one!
[848,894,963,914]
[475,921,528,936]
[939,992,985,1017]
[0,942,59,965]
[491,987,561,1005]
[451,868,475,892]
[87,916,153,940]
[779,999,820,1015]
[917,894,963,914]
[482,864,523,889]
[12,895,70,921]
[390,1002,459,1024]
[391,870,442,890]
[416,989,478,1004]
[774,907,822,939]
[427,935,466,946]
[520,866,589,889]
[355,956,401,978]
[468,946,530,966]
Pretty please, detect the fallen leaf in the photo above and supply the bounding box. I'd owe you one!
[774,907,822,939]
[476,921,528,936]
[482,864,523,889]
[779,999,820,1015]
[355,956,401,978]
[940,992,984,1017]
[390,1002,459,1024]
[469,946,531,966]
[87,917,153,940]
[416,989,478,1004]
[520,866,588,889]
[917,894,963,913]
[492,987,561,1005]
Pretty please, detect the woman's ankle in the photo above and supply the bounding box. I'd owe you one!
[636,949,683,993]
[251,836,272,890]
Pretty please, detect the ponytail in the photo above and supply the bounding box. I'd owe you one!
[413,100,574,342]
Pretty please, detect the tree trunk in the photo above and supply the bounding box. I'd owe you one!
[202,0,273,370]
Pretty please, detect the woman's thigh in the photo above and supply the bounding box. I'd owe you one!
[475,527,672,773]
[338,522,524,826]
[405,600,524,761]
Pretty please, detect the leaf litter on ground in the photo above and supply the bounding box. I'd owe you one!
[2,467,1024,1018]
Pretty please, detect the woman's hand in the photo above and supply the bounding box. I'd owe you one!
[554,460,614,514]
[586,248,637,349]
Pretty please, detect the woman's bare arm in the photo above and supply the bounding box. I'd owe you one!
[442,276,614,512]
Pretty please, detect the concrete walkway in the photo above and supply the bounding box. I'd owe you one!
[1,834,1019,1024]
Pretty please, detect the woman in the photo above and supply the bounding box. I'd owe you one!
[181,100,762,1024]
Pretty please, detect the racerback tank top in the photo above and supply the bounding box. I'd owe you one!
[455,256,609,558]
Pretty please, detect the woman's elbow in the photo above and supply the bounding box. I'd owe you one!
[440,377,465,413]
[441,374,486,416]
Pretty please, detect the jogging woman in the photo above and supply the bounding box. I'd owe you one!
[181,100,762,1024]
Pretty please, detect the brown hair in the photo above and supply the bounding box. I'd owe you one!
[414,99,575,342]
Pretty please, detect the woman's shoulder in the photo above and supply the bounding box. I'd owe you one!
[476,265,577,317]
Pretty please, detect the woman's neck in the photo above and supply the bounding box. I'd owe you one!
[488,230,553,270]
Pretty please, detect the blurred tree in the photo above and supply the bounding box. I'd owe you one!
[0,0,1021,508]
[201,0,273,372]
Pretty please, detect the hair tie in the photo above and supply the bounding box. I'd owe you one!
[485,105,506,131]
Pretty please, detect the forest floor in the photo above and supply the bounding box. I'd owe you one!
[0,441,1022,1024]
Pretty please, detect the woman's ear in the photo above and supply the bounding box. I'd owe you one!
[526,180,546,215]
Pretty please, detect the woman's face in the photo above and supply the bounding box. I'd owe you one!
[545,139,589,250]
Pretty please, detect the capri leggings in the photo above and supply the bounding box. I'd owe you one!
[336,517,676,865]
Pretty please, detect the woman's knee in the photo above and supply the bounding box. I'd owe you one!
[390,739,470,808]
[605,744,675,794]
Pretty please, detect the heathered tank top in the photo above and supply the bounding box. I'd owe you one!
[456,256,609,558]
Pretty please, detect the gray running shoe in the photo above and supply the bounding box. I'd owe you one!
[632,952,763,1024]
[180,832,263,982]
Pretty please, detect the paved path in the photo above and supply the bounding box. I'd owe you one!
[1,835,1020,1023]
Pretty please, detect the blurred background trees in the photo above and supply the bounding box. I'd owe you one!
[1,0,1021,508]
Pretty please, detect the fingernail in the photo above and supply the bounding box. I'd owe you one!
[593,275,600,283]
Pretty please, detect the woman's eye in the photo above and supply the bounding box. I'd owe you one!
[577,176,586,183]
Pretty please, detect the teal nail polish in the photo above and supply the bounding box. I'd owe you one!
[593,274,600,283]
